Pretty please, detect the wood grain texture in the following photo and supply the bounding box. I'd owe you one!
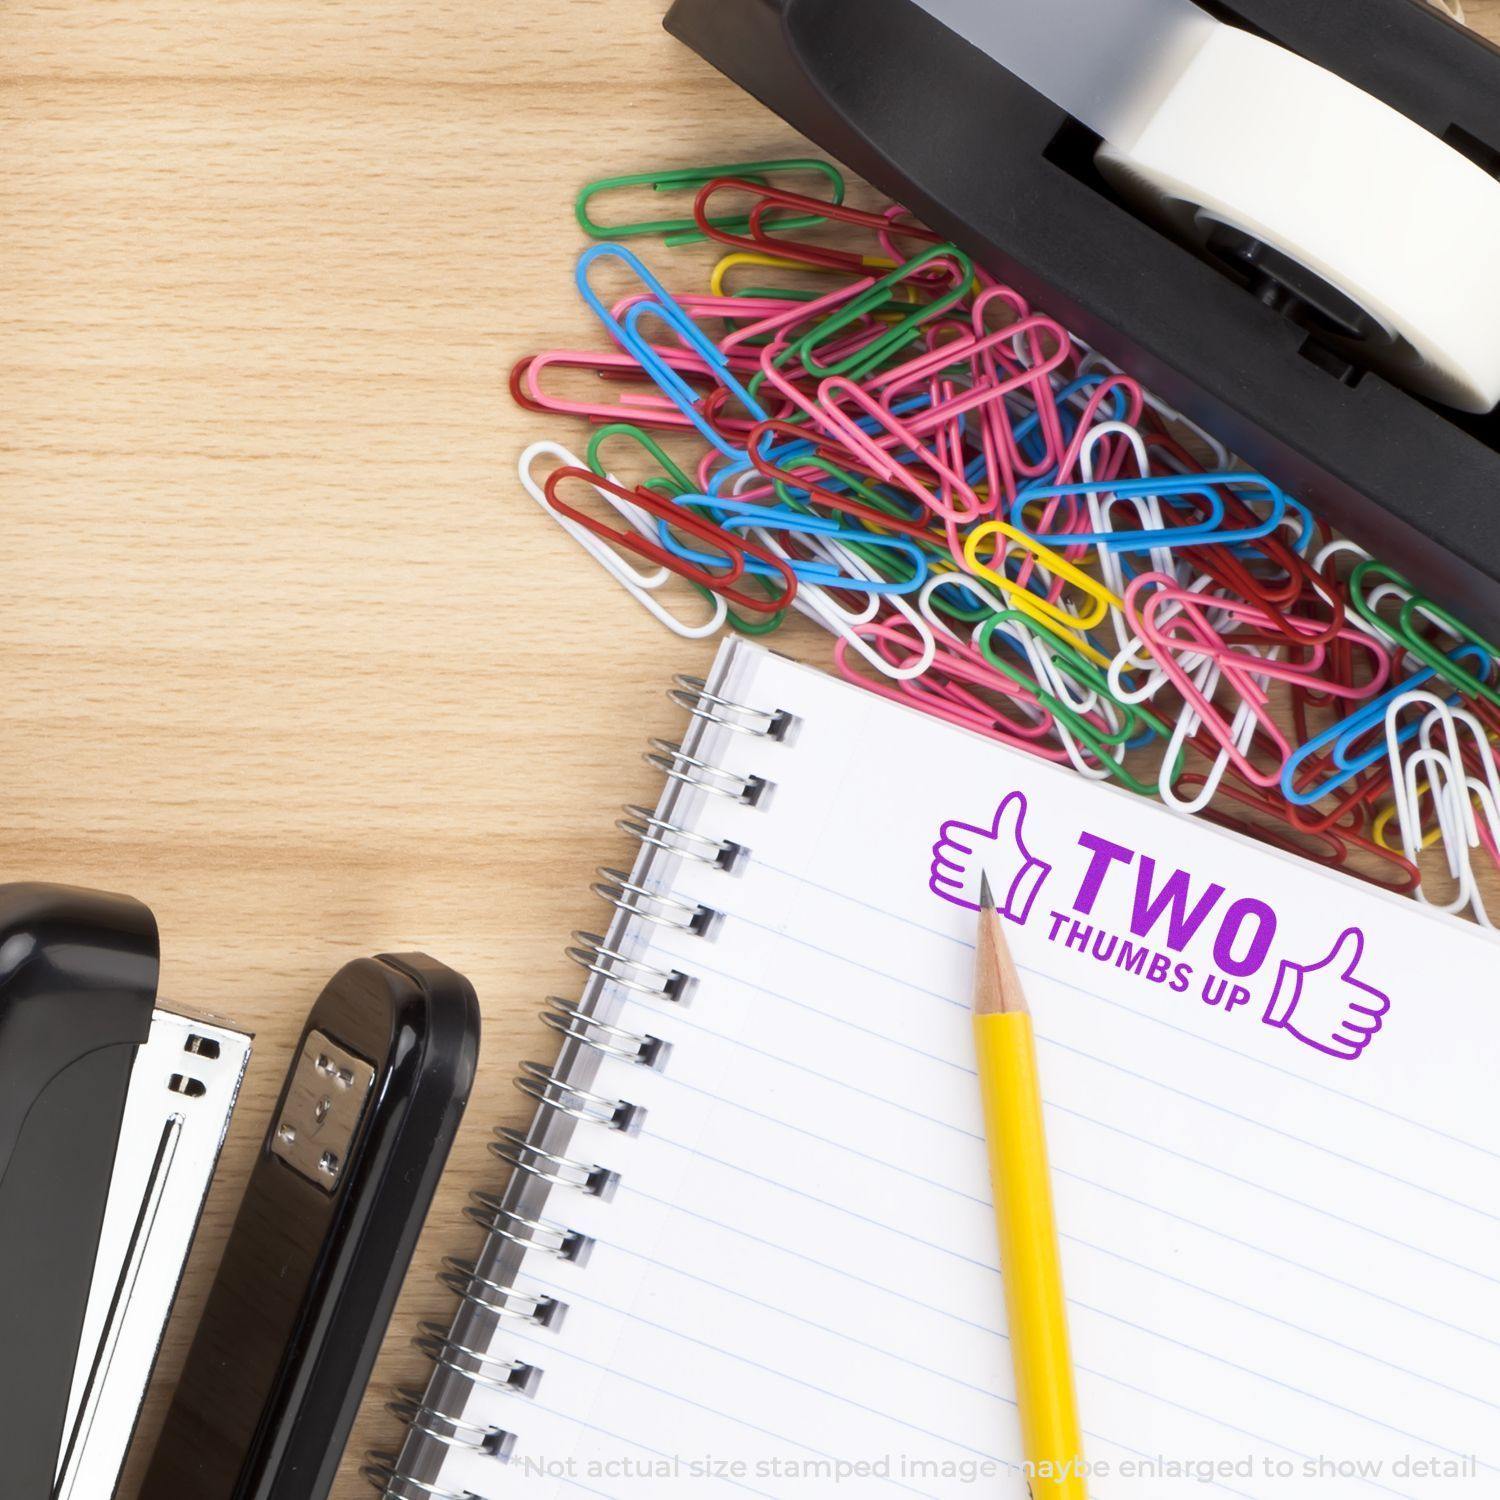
[3,3,1497,1496]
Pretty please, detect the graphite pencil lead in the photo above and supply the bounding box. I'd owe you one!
[974,889,1028,1017]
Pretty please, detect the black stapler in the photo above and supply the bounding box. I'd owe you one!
[0,882,249,1500]
[665,0,1500,635]
[0,884,158,1497]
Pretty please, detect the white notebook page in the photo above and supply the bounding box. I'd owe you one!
[437,639,1500,1500]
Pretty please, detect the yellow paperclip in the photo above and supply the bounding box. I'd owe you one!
[930,557,1115,670]
[963,522,1122,660]
[1372,779,1493,853]
[709,250,899,299]
[1372,792,1443,853]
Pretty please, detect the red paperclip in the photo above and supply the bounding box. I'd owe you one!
[1145,429,1348,644]
[1180,769,1421,894]
[542,467,797,614]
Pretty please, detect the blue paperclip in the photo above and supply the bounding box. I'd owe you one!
[576,243,768,459]
[655,500,929,595]
[1008,472,1292,553]
[1279,644,1491,806]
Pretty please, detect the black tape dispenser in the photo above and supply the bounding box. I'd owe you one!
[665,0,1500,635]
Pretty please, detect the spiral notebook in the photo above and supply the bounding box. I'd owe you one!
[380,638,1500,1500]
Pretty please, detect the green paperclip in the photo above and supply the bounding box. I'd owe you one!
[587,423,696,498]
[575,160,845,247]
[744,245,968,405]
[976,611,1177,797]
[1349,559,1500,708]
[792,245,975,381]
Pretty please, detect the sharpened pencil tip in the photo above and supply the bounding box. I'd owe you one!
[973,880,1028,1017]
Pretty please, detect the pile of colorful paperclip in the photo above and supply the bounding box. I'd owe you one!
[514,159,1500,922]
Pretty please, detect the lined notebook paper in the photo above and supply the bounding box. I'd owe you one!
[412,638,1500,1500]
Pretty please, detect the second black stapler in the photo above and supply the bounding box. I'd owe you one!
[140,952,480,1500]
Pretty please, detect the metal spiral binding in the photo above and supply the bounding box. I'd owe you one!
[667,675,793,740]
[644,738,769,804]
[370,674,786,1497]
[590,866,719,934]
[438,1256,566,1329]
[617,802,744,869]
[361,1454,474,1500]
[514,1059,647,1134]
[413,1319,543,1398]
[387,1387,518,1462]
[490,1126,620,1199]
[464,1194,595,1265]
[541,996,671,1070]
[566,930,695,1002]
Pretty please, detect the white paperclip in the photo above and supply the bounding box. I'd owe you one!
[743,522,938,681]
[1075,423,1182,659]
[519,440,728,640]
[1383,692,1494,922]
[1075,349,1232,470]
[916,570,1006,642]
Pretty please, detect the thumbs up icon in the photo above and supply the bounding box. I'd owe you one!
[1263,928,1390,1061]
[929,792,1052,924]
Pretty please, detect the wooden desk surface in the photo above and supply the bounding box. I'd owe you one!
[4,3,1498,1495]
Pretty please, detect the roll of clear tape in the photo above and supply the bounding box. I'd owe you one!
[1095,25,1500,413]
[913,0,1499,411]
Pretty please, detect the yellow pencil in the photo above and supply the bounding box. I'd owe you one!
[974,873,1088,1499]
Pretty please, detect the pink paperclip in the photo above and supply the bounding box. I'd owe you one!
[520,347,713,429]
[891,322,982,524]
[834,621,1073,758]
[875,602,1057,734]
[860,319,1075,542]
[757,339,847,434]
[929,373,973,525]
[816,376,984,523]
[971,286,1070,485]
[866,318,1071,440]
[912,652,1063,746]
[720,276,878,360]
[608,292,810,376]
[1000,376,1150,594]
[875,203,951,269]
[1138,584,1393,700]
[1124,577,1305,787]
[1050,374,1145,487]
[970,283,1033,332]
